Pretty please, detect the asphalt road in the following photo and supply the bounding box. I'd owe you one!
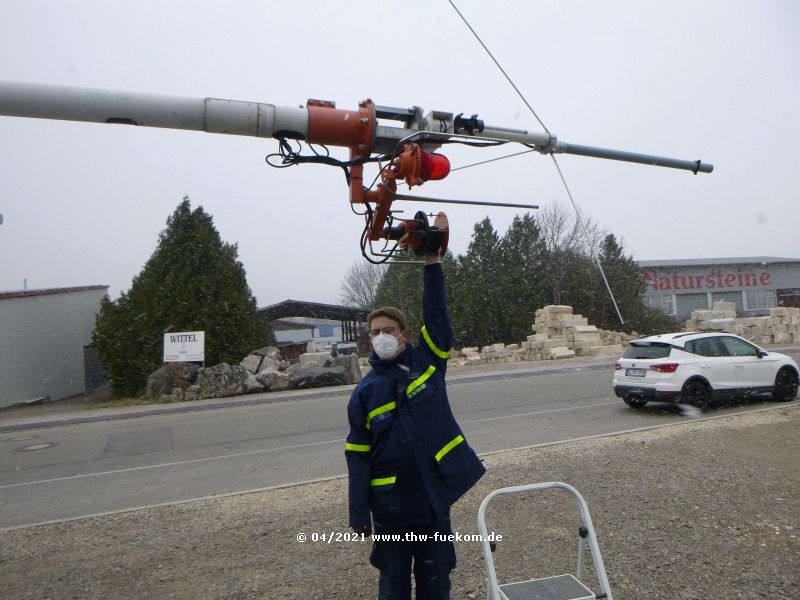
[2,352,798,530]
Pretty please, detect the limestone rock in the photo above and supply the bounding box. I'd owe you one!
[146,362,200,401]
[197,363,248,399]
[240,354,263,374]
[328,354,362,384]
[289,365,348,390]
[245,374,265,394]
[184,385,201,402]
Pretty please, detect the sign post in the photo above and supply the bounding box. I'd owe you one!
[163,331,205,366]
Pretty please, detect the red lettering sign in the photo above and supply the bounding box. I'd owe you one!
[639,269,773,290]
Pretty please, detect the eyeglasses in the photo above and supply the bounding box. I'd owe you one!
[370,326,399,337]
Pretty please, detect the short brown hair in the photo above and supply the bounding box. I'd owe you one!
[367,306,408,331]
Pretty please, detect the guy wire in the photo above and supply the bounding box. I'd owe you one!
[447,0,626,327]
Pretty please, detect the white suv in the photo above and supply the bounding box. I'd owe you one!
[613,332,799,410]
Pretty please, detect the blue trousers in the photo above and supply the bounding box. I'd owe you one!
[369,514,456,600]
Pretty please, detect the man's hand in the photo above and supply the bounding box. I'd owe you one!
[352,524,372,536]
[424,254,441,265]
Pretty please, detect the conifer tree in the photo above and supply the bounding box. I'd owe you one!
[93,198,271,397]
[450,218,503,347]
[498,213,548,342]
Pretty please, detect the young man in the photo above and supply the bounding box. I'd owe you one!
[345,254,485,599]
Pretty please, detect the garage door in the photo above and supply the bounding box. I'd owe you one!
[711,291,743,315]
[676,293,709,318]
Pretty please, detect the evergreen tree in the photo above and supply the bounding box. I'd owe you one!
[589,234,675,334]
[450,218,503,347]
[93,198,272,397]
[498,213,548,342]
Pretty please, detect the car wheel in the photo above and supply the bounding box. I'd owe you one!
[682,380,711,410]
[623,396,648,408]
[772,368,799,402]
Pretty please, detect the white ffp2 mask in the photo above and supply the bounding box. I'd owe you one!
[373,332,399,360]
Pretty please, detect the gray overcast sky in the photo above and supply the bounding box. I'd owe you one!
[1,1,798,307]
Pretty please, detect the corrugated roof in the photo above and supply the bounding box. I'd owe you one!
[637,257,799,268]
[258,299,368,321]
[0,285,109,300]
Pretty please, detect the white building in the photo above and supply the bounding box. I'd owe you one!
[0,285,108,408]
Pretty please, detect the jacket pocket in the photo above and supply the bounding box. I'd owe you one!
[370,472,403,522]
[434,435,485,501]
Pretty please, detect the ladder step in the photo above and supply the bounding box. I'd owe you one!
[499,574,595,600]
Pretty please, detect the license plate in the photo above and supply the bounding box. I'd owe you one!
[625,368,646,377]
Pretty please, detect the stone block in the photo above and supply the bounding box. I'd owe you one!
[240,354,263,374]
[774,332,793,343]
[567,325,599,334]
[560,316,589,327]
[547,346,576,360]
[542,305,573,314]
[535,339,569,350]
[770,307,789,317]
[706,318,736,330]
[299,352,330,364]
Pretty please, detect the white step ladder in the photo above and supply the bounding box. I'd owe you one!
[477,482,613,600]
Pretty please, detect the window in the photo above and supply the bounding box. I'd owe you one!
[719,336,758,357]
[676,293,709,318]
[645,295,674,316]
[686,337,727,357]
[745,289,777,311]
[623,343,672,359]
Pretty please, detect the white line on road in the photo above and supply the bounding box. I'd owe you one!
[2,400,619,490]
[2,405,792,533]
[459,400,619,424]
[0,437,345,490]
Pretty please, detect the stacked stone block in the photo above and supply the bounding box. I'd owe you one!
[449,305,631,367]
[521,305,626,360]
[685,302,800,345]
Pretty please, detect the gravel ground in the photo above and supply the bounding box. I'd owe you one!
[1,405,798,600]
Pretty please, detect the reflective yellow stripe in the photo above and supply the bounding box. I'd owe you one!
[366,401,396,429]
[370,476,396,487]
[345,443,371,452]
[435,435,464,462]
[421,325,450,359]
[406,365,436,397]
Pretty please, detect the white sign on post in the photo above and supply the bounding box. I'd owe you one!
[163,331,205,363]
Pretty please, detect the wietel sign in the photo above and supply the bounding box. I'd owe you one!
[163,331,205,363]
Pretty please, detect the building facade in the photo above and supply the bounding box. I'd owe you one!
[0,285,108,408]
[638,257,800,319]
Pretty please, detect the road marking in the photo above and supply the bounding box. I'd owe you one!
[460,400,620,424]
[0,474,346,533]
[1,400,617,490]
[0,404,794,532]
[0,437,345,490]
[0,406,786,533]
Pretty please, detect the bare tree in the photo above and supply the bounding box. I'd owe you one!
[537,202,607,304]
[538,202,605,256]
[339,260,388,309]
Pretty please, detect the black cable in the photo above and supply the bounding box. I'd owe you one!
[265,138,391,185]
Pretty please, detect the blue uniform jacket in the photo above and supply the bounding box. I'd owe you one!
[345,263,485,528]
